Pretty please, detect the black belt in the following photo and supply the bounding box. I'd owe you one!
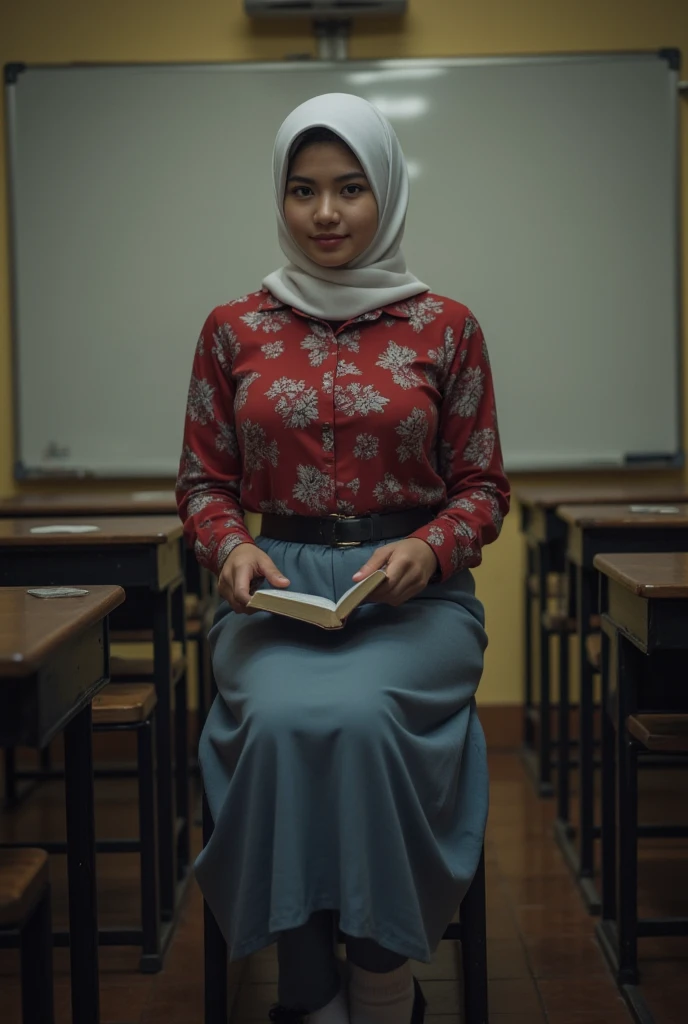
[259,508,435,547]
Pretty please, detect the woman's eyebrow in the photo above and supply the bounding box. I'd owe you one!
[287,171,368,184]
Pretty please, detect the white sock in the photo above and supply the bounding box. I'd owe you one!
[348,961,415,1024]
[308,984,350,1023]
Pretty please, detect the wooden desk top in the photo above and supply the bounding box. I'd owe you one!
[0,490,176,516]
[0,516,183,547]
[516,483,688,510]
[593,553,688,599]
[557,503,688,529]
[0,585,124,677]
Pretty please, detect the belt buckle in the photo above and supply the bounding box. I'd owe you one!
[328,513,362,547]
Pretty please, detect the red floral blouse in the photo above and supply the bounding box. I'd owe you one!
[176,289,510,582]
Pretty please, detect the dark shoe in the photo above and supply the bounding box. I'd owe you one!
[411,975,427,1023]
[268,1005,306,1023]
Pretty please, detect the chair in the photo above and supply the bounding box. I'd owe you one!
[597,711,688,994]
[90,683,161,971]
[1,685,161,972]
[0,848,54,1023]
[201,793,489,1024]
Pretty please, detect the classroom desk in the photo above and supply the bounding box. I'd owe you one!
[554,503,688,914]
[0,487,214,606]
[515,483,688,798]
[0,516,190,925]
[0,490,216,734]
[0,584,125,1024]
[593,553,688,1024]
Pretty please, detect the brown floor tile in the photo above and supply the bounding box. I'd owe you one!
[3,753,688,1023]
[524,934,608,978]
[538,976,632,1020]
[487,938,531,979]
[487,976,542,1016]
[416,977,462,1013]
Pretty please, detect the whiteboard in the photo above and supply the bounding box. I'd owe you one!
[5,53,682,476]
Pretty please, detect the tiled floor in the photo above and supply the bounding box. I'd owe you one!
[1,751,687,1022]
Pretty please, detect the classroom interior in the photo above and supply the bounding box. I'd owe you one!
[1,1,688,1022]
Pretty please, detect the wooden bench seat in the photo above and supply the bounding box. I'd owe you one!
[110,594,203,643]
[0,849,49,927]
[627,714,688,753]
[109,649,186,681]
[527,573,566,599]
[542,607,601,632]
[92,684,157,726]
[586,633,602,671]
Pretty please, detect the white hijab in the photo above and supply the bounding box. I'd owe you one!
[262,93,428,321]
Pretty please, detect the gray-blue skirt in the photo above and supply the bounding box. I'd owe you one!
[196,534,489,964]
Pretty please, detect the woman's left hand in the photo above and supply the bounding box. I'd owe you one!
[352,538,440,607]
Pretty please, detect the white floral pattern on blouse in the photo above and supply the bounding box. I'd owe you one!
[176,289,510,579]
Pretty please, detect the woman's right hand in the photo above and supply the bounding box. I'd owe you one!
[218,542,290,614]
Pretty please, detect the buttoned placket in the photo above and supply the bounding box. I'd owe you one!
[291,307,385,518]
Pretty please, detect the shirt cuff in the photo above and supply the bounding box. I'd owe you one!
[409,519,468,583]
[214,530,256,575]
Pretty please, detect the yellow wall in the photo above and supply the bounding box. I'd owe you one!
[1,0,687,704]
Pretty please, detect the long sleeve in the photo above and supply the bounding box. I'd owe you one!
[409,313,510,582]
[175,308,256,575]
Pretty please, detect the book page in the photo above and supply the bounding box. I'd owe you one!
[249,589,337,612]
[247,590,339,628]
[336,570,387,619]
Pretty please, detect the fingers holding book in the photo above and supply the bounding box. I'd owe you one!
[218,541,290,614]
[354,539,439,607]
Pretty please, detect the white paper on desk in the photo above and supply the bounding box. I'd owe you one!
[29,524,100,534]
[628,505,680,514]
[27,588,89,598]
[131,490,175,501]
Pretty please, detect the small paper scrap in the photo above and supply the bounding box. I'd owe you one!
[629,505,680,514]
[29,525,100,534]
[27,588,89,599]
[131,490,175,501]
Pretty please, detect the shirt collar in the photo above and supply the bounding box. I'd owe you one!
[256,289,412,322]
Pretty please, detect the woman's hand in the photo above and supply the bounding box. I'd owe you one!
[218,542,290,614]
[352,538,439,607]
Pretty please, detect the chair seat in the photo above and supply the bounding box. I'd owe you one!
[0,849,49,927]
[585,633,602,670]
[528,573,566,599]
[110,628,174,642]
[110,595,203,643]
[627,714,688,753]
[542,607,601,633]
[110,647,185,680]
[92,683,157,725]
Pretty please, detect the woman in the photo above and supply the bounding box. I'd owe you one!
[176,92,510,1024]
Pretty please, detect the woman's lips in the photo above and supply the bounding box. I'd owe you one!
[312,236,347,250]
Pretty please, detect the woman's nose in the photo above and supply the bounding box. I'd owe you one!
[313,196,340,224]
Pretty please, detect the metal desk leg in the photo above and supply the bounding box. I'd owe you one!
[172,578,190,876]
[596,628,618,974]
[600,629,616,925]
[153,588,176,920]
[615,635,639,986]
[203,792,227,1024]
[576,564,600,913]
[537,542,553,796]
[556,614,571,827]
[63,703,100,1024]
[523,544,534,749]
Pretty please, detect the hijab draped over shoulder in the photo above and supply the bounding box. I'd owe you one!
[262,93,428,321]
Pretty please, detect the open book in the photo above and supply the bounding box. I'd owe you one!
[247,569,387,629]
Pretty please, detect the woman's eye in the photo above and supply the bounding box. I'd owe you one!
[292,186,313,198]
[343,184,364,196]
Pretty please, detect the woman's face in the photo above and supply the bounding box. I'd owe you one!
[283,141,379,268]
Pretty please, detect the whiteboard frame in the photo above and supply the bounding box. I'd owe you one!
[4,51,684,479]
